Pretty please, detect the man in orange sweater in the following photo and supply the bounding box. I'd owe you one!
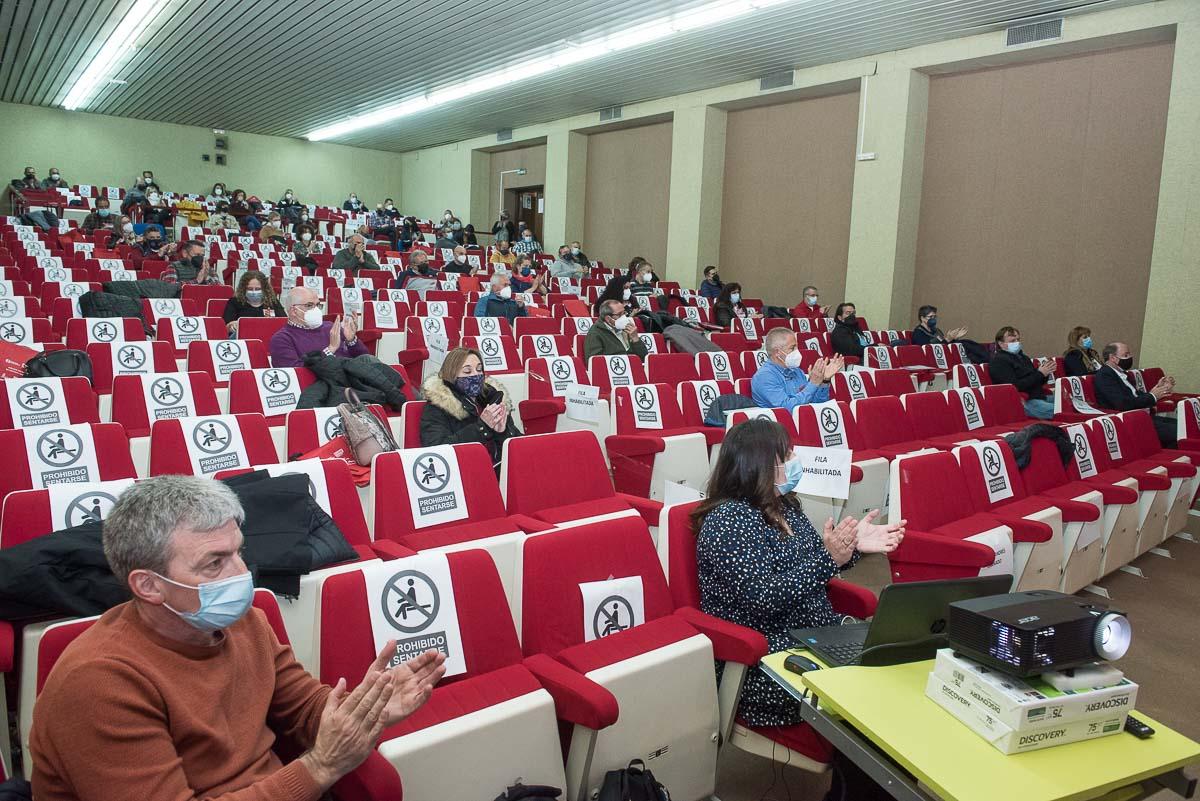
[30,475,446,801]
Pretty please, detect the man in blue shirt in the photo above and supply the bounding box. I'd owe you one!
[751,328,845,410]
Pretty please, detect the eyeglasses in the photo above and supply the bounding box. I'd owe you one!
[291,301,324,311]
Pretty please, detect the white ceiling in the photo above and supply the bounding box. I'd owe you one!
[0,0,1149,152]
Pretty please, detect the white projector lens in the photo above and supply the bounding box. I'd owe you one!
[1094,613,1131,660]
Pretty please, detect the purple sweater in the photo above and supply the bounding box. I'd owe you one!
[269,321,368,367]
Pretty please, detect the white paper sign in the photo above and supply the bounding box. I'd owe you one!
[961,363,981,388]
[544,357,577,396]
[811,400,848,448]
[1063,424,1097,478]
[965,528,1015,579]
[0,281,14,298]
[369,301,399,329]
[170,316,206,346]
[635,295,651,311]
[739,317,759,340]
[795,318,812,333]
[110,268,137,281]
[150,298,185,319]
[475,317,501,336]
[476,335,508,371]
[1065,377,1103,415]
[1130,370,1147,393]
[605,355,634,388]
[182,415,250,475]
[385,289,412,305]
[208,339,250,376]
[682,306,700,323]
[638,334,658,354]
[47,478,136,529]
[398,445,469,528]
[6,378,70,428]
[301,275,325,296]
[705,352,733,381]
[930,345,948,370]
[86,318,125,344]
[1098,417,1122,461]
[789,445,852,500]
[629,385,663,430]
[362,553,466,676]
[695,296,710,310]
[0,318,37,347]
[969,441,1014,503]
[804,338,822,354]
[254,367,301,415]
[1179,398,1200,441]
[843,371,869,400]
[663,480,706,507]
[327,269,346,286]
[565,383,601,422]
[141,373,198,421]
[581,576,645,642]
[23,423,100,487]
[869,346,893,369]
[426,301,448,317]
[952,388,985,430]
[265,459,332,516]
[691,380,720,421]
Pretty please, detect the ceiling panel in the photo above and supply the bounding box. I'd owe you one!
[0,0,1151,152]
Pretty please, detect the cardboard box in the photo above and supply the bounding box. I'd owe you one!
[925,673,1126,754]
[931,649,1137,732]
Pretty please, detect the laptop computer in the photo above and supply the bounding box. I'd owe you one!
[789,575,1013,668]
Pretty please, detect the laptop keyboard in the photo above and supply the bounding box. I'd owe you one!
[817,641,863,666]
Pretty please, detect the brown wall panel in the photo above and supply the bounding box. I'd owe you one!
[487,144,547,225]
[914,42,1174,358]
[583,122,673,272]
[718,91,859,308]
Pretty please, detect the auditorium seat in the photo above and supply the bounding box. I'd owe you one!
[901,391,983,448]
[141,297,203,328]
[186,338,270,389]
[318,551,567,800]
[869,369,919,397]
[501,431,661,528]
[793,400,890,523]
[63,316,145,351]
[518,355,611,443]
[512,317,561,339]
[460,316,512,338]
[0,422,135,497]
[519,333,572,363]
[588,354,648,397]
[147,413,279,476]
[156,316,227,357]
[646,353,700,385]
[235,316,287,344]
[0,376,98,429]
[695,350,749,382]
[1084,415,1171,558]
[676,379,733,427]
[1053,375,1107,422]
[0,477,136,548]
[849,396,938,460]
[830,370,874,403]
[952,362,990,389]
[739,348,771,376]
[227,366,315,426]
[1113,410,1197,546]
[517,516,722,800]
[111,371,222,471]
[607,384,715,500]
[86,341,178,409]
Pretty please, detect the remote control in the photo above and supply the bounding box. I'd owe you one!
[784,654,821,676]
[1124,715,1155,739]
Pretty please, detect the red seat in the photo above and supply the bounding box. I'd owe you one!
[518,334,572,363]
[235,316,287,344]
[460,335,521,375]
[695,351,750,382]
[849,396,935,460]
[676,379,734,426]
[952,362,990,389]
[186,339,270,387]
[111,372,222,437]
[830,370,874,403]
[0,376,98,429]
[85,341,178,394]
[156,316,227,356]
[868,369,918,397]
[63,317,146,351]
[147,413,279,476]
[646,353,700,385]
[227,367,316,423]
[0,422,135,497]
[588,354,648,397]
[512,317,561,339]
[460,317,512,338]
[607,384,716,499]
[140,297,203,328]
[0,477,136,548]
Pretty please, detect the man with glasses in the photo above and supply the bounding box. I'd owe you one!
[268,286,366,367]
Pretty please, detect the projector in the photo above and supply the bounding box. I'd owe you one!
[947,590,1130,678]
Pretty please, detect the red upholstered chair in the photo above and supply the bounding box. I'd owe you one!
[0,296,44,318]
[518,333,572,363]
[587,353,647,399]
[658,501,875,771]
[63,316,146,351]
[727,406,799,443]
[414,299,465,318]
[709,333,755,352]
[952,362,990,389]
[140,297,203,328]
[179,283,233,306]
[695,350,749,382]
[111,372,221,437]
[900,391,974,448]
[460,316,512,338]
[512,317,561,339]
[792,400,890,522]
[227,367,316,424]
[147,413,279,476]
[1052,375,1107,422]
[646,353,700,385]
[830,370,874,403]
[403,316,461,352]
[0,376,98,429]
[676,379,733,427]
[942,386,1025,437]
[319,551,567,799]
[0,422,135,498]
[1112,410,1197,546]
[848,396,937,461]
[156,316,227,357]
[868,369,919,397]
[739,348,772,376]
[606,384,715,500]
[517,516,723,801]
[0,477,136,548]
[186,338,270,387]
[518,355,608,438]
[235,316,287,344]
[86,341,177,394]
[501,430,661,528]
[284,405,382,458]
[979,383,1030,430]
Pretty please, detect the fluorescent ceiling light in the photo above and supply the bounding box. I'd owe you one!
[62,0,171,111]
[306,0,799,142]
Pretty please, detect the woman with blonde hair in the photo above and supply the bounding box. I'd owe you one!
[419,347,522,468]
[222,270,284,336]
[1064,326,1102,376]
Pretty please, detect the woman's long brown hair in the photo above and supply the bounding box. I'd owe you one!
[691,418,800,536]
[234,270,277,307]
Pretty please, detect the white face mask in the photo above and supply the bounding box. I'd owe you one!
[805,295,818,306]
[784,348,803,369]
[571,247,580,255]
[147,193,160,203]
[639,272,652,284]
[444,213,452,220]
[611,314,631,331]
[302,306,323,328]
[214,188,223,195]
[730,292,741,304]
[498,286,512,299]
[301,233,312,242]
[350,196,358,203]
[50,173,60,180]
[622,288,631,301]
[285,193,293,200]
[122,222,133,233]
[385,204,393,210]
[455,254,466,263]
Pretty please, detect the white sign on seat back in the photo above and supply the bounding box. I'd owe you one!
[739,317,758,340]
[581,576,645,643]
[328,269,347,286]
[961,363,981,388]
[968,441,1014,503]
[47,478,136,529]
[1129,370,1147,393]
[5,377,70,428]
[171,317,206,345]
[209,340,250,377]
[385,289,412,305]
[691,380,720,421]
[811,400,848,448]
[630,385,663,430]
[369,301,400,329]
[417,316,446,343]
[150,298,185,319]
[930,345,948,370]
[301,275,325,295]
[23,423,100,487]
[142,373,198,421]
[237,236,254,249]
[681,306,701,323]
[110,268,137,281]
[254,368,302,415]
[795,318,812,333]
[398,445,469,528]
[311,406,345,444]
[844,372,869,400]
[281,266,303,286]
[695,296,710,310]
[340,288,364,311]
[532,335,557,358]
[264,459,331,516]
[638,334,658,354]
[1180,398,1200,441]
[1064,377,1102,414]
[362,553,466,676]
[86,318,125,344]
[97,258,125,272]
[0,298,23,319]
[181,415,250,475]
[803,338,822,354]
[475,317,501,336]
[544,357,577,396]
[476,336,508,371]
[426,301,449,317]
[1098,417,1122,461]
[951,387,984,430]
[1065,424,1097,478]
[635,295,651,311]
[565,383,601,421]
[605,355,634,388]
[354,277,374,292]
[439,280,459,291]
[868,346,893,369]
[0,318,37,348]
[705,352,733,381]
[0,280,14,298]
[789,445,852,499]
[112,342,152,375]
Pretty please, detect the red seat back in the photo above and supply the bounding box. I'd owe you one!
[504,431,616,516]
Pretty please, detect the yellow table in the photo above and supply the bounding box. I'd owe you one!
[760,651,1199,801]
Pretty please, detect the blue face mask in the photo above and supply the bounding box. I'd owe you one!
[97,208,111,216]
[1081,336,1093,350]
[1005,341,1022,354]
[927,316,938,329]
[455,374,485,397]
[776,457,804,495]
[156,571,253,632]
[521,267,531,277]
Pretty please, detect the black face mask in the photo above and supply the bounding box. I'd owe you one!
[1117,356,1134,371]
[842,314,857,325]
[145,239,161,248]
[190,254,204,269]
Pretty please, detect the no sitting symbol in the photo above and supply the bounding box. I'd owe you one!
[382,570,440,634]
[593,595,634,639]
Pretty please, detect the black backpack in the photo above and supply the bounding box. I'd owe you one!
[597,760,670,801]
[25,349,93,383]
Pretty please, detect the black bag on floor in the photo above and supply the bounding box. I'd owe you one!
[492,782,562,800]
[25,349,93,382]
[597,760,670,801]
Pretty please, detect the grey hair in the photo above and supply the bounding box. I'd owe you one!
[282,285,314,308]
[1102,342,1123,362]
[103,476,245,583]
[803,285,818,295]
[764,327,795,353]
[490,273,508,289]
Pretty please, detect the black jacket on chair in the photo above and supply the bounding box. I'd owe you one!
[420,376,522,465]
[831,320,866,360]
[1093,365,1156,411]
[988,349,1049,400]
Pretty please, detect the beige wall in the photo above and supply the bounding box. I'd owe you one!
[583,122,673,272]
[914,41,1175,357]
[0,101,404,209]
[719,92,859,307]
[487,145,547,226]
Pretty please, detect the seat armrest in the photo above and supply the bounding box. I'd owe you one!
[517,398,566,423]
[506,513,556,533]
[989,515,1053,543]
[605,434,667,457]
[1039,496,1101,523]
[522,653,619,730]
[615,493,664,526]
[333,751,403,801]
[826,578,877,618]
[1130,472,1171,491]
[0,621,12,673]
[892,529,997,567]
[849,464,864,483]
[369,540,417,560]
[673,606,767,665]
[1081,481,1138,505]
